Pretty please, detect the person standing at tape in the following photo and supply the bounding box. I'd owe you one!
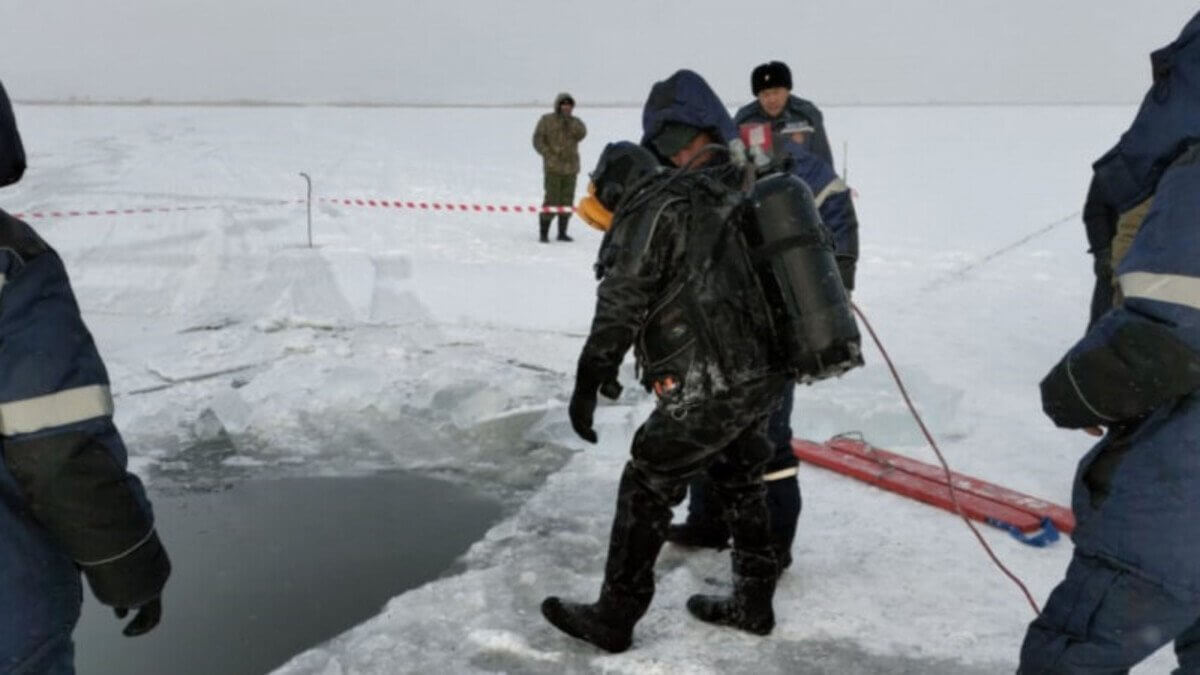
[1019,11,1200,673]
[0,81,171,674]
[532,92,586,243]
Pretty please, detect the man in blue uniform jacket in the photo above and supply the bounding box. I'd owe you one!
[1018,11,1200,673]
[667,120,859,570]
[734,60,834,168]
[0,81,171,674]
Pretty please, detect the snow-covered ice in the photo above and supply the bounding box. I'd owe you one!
[6,102,1176,672]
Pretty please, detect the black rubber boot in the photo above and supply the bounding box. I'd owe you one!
[542,463,680,652]
[556,213,573,241]
[686,575,777,635]
[686,551,778,635]
[539,214,552,243]
[540,594,636,653]
[689,455,780,633]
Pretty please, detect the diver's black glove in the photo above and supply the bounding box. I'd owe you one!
[569,366,601,444]
[569,362,622,444]
[599,380,623,400]
[115,598,162,637]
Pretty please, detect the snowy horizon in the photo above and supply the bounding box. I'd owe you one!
[4,1,1199,107]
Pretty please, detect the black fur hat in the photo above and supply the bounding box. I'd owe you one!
[751,61,792,95]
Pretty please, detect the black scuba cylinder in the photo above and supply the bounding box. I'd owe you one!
[741,172,863,382]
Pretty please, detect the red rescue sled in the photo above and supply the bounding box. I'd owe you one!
[793,436,1075,535]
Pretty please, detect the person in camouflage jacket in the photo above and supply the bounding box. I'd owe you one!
[532,92,586,242]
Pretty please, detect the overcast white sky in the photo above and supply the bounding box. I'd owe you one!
[3,1,1197,106]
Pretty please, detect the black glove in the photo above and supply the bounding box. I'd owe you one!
[569,368,601,444]
[599,380,623,400]
[83,530,171,637]
[568,363,622,444]
[1040,355,1110,429]
[1041,320,1200,428]
[115,598,162,637]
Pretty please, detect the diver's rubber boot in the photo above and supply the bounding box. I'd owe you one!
[686,551,778,635]
[541,594,637,653]
[542,463,679,652]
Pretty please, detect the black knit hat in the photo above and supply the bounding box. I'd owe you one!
[751,61,792,95]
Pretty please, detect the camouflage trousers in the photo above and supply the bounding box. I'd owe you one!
[542,172,578,207]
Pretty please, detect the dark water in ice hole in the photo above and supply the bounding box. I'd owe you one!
[72,473,502,675]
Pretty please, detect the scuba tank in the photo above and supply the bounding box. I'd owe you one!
[740,172,863,382]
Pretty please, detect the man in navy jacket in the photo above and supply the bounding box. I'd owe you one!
[1019,11,1200,673]
[0,81,170,674]
[734,60,834,168]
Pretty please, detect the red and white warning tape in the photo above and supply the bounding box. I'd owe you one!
[12,196,574,221]
[11,199,305,221]
[316,197,574,214]
[13,203,238,220]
